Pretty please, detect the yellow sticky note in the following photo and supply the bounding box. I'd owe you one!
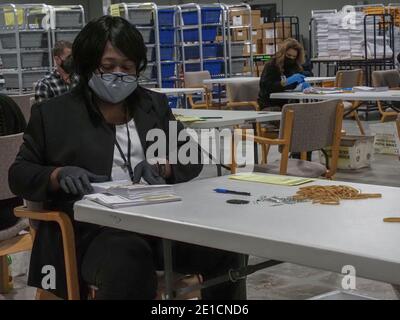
[174,115,205,123]
[229,173,315,186]
[110,4,121,17]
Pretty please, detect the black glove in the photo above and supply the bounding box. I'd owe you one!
[57,166,109,195]
[132,160,166,185]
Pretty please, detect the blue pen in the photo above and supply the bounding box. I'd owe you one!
[214,188,251,196]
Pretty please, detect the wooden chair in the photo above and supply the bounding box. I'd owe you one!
[13,203,202,300]
[225,79,260,111]
[9,93,35,123]
[335,69,365,135]
[372,69,400,122]
[184,71,219,109]
[233,100,344,179]
[0,133,32,294]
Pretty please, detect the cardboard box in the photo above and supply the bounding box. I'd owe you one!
[318,135,374,170]
[230,10,261,27]
[262,39,283,55]
[232,28,250,41]
[251,27,262,41]
[263,26,292,40]
[243,43,258,56]
[256,39,264,54]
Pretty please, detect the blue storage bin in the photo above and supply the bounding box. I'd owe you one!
[162,80,175,88]
[203,43,223,58]
[201,7,221,24]
[168,96,178,108]
[160,46,174,61]
[159,28,175,44]
[158,9,175,26]
[161,62,176,78]
[203,59,224,76]
[183,46,200,60]
[202,26,218,41]
[182,26,217,42]
[185,63,201,72]
[182,8,221,25]
[182,11,199,25]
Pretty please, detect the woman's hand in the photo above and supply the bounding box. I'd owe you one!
[132,159,171,185]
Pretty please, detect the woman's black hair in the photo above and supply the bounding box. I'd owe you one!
[72,15,147,83]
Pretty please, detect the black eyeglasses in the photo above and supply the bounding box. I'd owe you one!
[98,70,138,83]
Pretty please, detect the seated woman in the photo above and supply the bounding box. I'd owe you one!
[0,93,26,233]
[258,38,310,111]
[8,16,244,300]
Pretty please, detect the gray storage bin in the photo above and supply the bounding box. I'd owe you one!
[3,71,47,89]
[230,43,245,57]
[146,46,154,61]
[0,32,47,49]
[55,11,83,28]
[230,59,245,74]
[0,52,49,69]
[128,9,153,25]
[139,28,154,43]
[55,31,79,43]
[141,64,154,79]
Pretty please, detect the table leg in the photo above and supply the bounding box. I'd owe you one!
[162,239,174,300]
[252,123,259,165]
[392,284,400,299]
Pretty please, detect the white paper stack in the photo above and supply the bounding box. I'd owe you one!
[85,180,182,208]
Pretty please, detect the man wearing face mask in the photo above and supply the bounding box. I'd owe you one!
[9,16,244,300]
[258,38,310,111]
[34,40,78,103]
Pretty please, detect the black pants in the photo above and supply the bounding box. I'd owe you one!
[81,228,245,300]
[0,198,22,231]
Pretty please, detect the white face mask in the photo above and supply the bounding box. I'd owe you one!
[88,72,138,104]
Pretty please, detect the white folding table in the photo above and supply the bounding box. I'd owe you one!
[203,77,335,85]
[74,174,400,299]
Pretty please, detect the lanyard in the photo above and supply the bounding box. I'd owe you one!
[114,122,135,183]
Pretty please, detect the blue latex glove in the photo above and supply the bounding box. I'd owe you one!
[301,82,311,90]
[286,73,306,86]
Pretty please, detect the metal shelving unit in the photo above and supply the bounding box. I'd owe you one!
[110,2,162,88]
[48,5,85,46]
[0,3,53,94]
[177,3,226,79]
[223,3,253,77]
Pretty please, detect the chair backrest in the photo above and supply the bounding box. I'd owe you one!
[279,100,342,153]
[335,69,363,88]
[10,93,35,123]
[372,69,400,88]
[184,71,212,90]
[226,79,260,110]
[0,133,23,200]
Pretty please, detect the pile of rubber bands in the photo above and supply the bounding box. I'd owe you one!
[292,185,382,205]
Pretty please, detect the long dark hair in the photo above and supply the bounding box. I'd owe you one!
[72,15,147,84]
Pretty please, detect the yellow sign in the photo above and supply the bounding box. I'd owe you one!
[4,7,24,26]
[110,4,121,17]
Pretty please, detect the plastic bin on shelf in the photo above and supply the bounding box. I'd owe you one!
[160,46,174,61]
[138,28,154,44]
[230,43,245,57]
[54,31,80,43]
[159,28,174,44]
[185,62,201,72]
[204,59,224,76]
[183,46,200,60]
[162,79,175,88]
[0,52,49,69]
[141,64,155,80]
[161,62,176,78]
[55,11,83,28]
[0,32,47,49]
[168,96,178,108]
[128,9,153,25]
[146,46,154,61]
[158,9,175,26]
[203,43,223,58]
[183,26,217,42]
[3,71,48,89]
[182,7,221,25]
[201,7,221,24]
[230,59,246,74]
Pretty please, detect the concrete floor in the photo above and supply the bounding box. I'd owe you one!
[1,114,400,300]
